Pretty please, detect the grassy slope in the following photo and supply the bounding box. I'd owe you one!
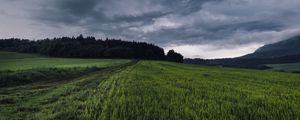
[1,60,300,119]
[0,51,131,87]
[0,51,130,71]
[266,63,300,72]
[0,61,136,119]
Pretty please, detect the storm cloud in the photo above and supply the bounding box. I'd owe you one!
[1,0,300,58]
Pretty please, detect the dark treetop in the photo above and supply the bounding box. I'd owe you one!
[0,35,183,62]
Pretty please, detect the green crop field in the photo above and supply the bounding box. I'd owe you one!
[1,55,300,119]
[0,51,130,71]
[266,63,300,73]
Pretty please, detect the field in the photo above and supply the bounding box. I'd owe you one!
[0,51,131,87]
[1,52,300,119]
[0,51,130,71]
[266,63,300,73]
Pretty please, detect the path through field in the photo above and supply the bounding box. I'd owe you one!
[1,61,300,119]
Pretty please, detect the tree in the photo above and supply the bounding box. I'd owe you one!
[0,35,167,60]
[166,50,183,63]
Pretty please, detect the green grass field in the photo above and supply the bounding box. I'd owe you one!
[0,51,130,71]
[266,63,300,73]
[1,54,300,119]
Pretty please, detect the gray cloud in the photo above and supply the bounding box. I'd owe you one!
[1,0,300,58]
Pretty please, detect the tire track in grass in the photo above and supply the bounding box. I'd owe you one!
[47,60,138,120]
[97,60,138,119]
[0,61,138,120]
[87,60,144,120]
[56,60,137,119]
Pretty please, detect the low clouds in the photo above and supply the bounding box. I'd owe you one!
[165,43,263,59]
[1,0,300,58]
[166,28,300,58]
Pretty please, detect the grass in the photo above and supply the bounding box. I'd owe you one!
[1,60,299,119]
[0,61,137,119]
[0,67,101,87]
[0,51,41,59]
[0,51,130,71]
[0,51,131,87]
[266,63,300,73]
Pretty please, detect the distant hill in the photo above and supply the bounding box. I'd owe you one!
[185,54,300,69]
[243,35,300,58]
[185,35,300,69]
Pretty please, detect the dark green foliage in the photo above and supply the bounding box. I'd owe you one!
[0,35,166,60]
[166,50,184,63]
[103,47,134,58]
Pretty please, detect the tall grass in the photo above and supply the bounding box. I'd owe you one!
[0,60,299,119]
[96,61,300,119]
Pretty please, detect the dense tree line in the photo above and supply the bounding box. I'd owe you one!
[166,50,184,63]
[0,35,183,62]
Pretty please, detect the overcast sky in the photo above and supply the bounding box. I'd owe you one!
[1,0,300,58]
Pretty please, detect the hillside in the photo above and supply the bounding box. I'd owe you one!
[0,51,130,71]
[1,52,300,119]
[0,51,131,87]
[266,63,300,73]
[243,35,300,58]
[185,35,300,69]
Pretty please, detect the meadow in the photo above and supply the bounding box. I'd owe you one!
[0,51,130,71]
[266,63,300,73]
[1,56,299,119]
[0,51,130,87]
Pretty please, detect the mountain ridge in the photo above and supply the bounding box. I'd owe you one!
[242,35,300,58]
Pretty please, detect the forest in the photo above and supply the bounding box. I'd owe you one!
[0,35,183,62]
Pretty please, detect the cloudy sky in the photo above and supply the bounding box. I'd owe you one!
[1,0,300,58]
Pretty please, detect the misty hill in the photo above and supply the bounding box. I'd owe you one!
[185,35,300,69]
[243,35,300,58]
[185,54,300,70]
[0,35,183,62]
